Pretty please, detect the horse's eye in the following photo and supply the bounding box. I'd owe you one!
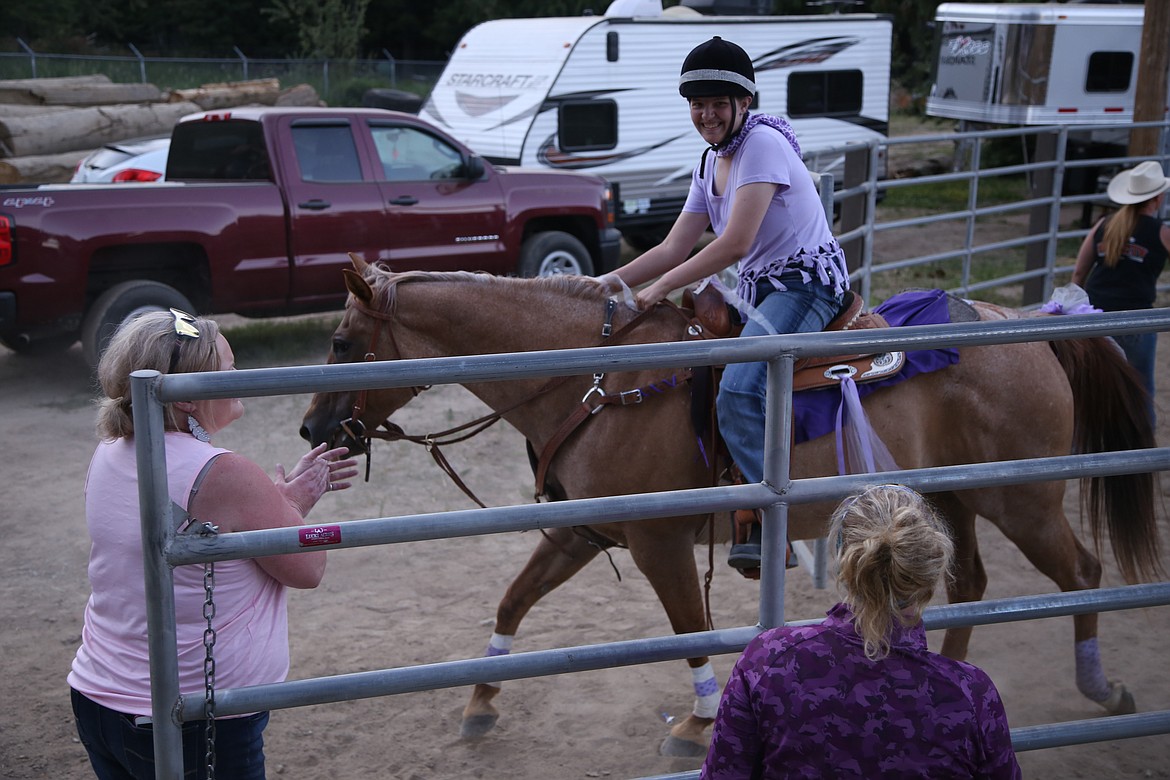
[332,339,350,358]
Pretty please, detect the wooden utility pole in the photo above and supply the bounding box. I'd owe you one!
[1129,0,1170,157]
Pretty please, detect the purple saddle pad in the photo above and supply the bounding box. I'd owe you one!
[792,288,961,445]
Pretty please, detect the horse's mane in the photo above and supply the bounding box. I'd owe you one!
[361,263,609,313]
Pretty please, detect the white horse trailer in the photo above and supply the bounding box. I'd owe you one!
[926,2,1144,129]
[926,3,1154,196]
[420,2,892,247]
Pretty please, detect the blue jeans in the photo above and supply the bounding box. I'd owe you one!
[71,688,268,780]
[1113,331,1158,426]
[717,275,844,484]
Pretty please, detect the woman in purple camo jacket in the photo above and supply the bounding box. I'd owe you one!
[701,485,1021,779]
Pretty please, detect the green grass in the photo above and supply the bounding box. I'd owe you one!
[865,228,1086,309]
[222,314,340,369]
[866,253,1028,308]
[867,152,1058,306]
[881,173,1030,212]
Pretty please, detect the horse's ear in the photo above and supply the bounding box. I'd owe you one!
[348,252,369,275]
[343,267,374,304]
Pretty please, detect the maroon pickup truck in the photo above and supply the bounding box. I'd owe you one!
[0,107,621,365]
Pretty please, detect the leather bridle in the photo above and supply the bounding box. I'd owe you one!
[337,291,695,506]
[336,286,727,626]
[339,297,429,453]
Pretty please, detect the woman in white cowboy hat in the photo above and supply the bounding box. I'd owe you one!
[1072,159,1170,422]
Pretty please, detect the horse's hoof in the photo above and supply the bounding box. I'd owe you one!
[1102,681,1137,715]
[659,734,706,758]
[460,713,499,739]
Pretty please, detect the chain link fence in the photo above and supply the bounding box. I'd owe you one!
[0,45,445,106]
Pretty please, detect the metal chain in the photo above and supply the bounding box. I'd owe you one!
[199,521,219,779]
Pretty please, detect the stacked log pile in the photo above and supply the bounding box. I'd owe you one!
[0,74,324,184]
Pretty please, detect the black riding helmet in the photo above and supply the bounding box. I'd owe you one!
[679,36,756,150]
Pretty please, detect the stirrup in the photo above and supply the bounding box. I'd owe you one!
[727,523,798,571]
[728,541,763,571]
[728,518,762,570]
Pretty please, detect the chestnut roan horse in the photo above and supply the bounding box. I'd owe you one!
[300,257,1161,756]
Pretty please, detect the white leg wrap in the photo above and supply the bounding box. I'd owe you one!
[484,632,513,690]
[691,662,721,719]
[1075,637,1111,702]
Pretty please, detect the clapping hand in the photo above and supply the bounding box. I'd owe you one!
[275,442,359,516]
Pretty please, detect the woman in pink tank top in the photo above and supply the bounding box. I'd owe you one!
[69,309,357,779]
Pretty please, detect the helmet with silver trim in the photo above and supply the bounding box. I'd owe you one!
[679,36,755,99]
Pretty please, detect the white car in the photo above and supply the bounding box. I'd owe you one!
[71,137,170,183]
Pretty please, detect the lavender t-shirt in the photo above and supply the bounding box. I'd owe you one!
[682,123,846,303]
[701,602,1022,779]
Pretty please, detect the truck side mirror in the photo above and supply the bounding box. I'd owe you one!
[464,155,486,180]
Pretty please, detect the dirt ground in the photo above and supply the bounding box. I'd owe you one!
[1,299,1169,780]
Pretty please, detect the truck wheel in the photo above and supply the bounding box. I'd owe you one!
[81,280,194,368]
[518,231,594,278]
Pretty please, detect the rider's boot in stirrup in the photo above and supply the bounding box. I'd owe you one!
[729,509,798,572]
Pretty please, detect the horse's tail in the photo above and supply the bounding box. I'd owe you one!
[1049,336,1163,583]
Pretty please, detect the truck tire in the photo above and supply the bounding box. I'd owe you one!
[81,280,194,368]
[518,231,594,278]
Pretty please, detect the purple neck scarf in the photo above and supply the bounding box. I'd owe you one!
[715,112,801,159]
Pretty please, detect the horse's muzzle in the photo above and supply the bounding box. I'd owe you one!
[338,417,371,455]
[299,417,368,456]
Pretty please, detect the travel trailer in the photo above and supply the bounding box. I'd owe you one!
[420,0,892,247]
[926,3,1144,131]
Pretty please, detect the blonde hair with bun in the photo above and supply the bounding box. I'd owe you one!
[829,485,954,660]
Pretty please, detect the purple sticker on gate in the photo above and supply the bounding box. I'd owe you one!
[299,525,342,547]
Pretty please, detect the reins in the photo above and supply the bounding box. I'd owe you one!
[342,286,722,627]
[343,292,691,508]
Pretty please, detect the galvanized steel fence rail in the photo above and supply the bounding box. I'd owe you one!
[130,307,1170,778]
[817,119,1170,308]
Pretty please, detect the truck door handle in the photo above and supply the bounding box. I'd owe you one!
[389,195,419,206]
[298,199,331,210]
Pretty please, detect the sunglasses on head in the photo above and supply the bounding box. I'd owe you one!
[167,308,200,373]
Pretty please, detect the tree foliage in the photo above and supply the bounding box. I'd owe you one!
[263,0,372,59]
[2,0,948,91]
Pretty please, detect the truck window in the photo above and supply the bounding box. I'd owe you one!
[291,124,363,182]
[167,120,271,181]
[558,101,618,152]
[787,70,863,118]
[369,125,466,181]
[1086,51,1133,93]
